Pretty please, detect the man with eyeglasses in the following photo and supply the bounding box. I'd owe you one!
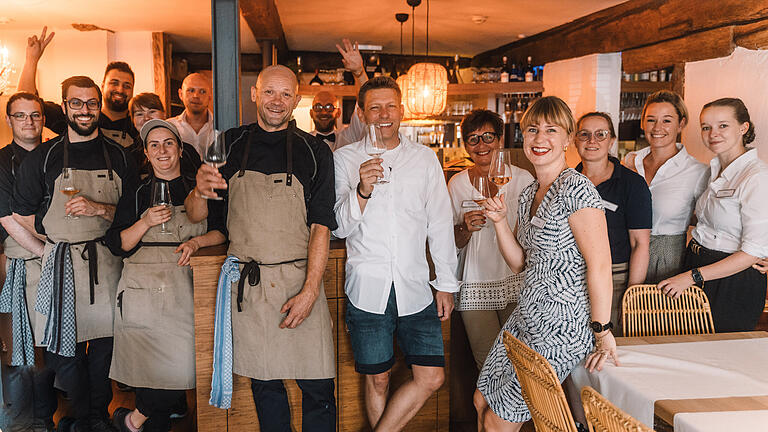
[18,27,138,148]
[168,73,215,157]
[309,39,368,151]
[0,92,57,432]
[12,76,138,432]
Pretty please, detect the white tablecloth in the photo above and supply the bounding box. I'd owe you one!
[569,338,768,426]
[674,410,768,432]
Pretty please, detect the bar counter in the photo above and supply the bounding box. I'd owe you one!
[189,240,450,431]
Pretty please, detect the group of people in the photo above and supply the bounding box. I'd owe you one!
[0,26,766,432]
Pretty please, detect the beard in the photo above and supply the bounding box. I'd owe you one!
[66,113,99,136]
[104,91,129,112]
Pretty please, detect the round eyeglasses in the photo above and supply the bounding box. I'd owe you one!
[576,129,612,142]
[465,131,499,146]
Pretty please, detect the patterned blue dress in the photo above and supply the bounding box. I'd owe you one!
[476,169,603,422]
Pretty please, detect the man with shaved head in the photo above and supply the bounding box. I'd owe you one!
[191,65,337,431]
[168,72,215,157]
[310,39,369,151]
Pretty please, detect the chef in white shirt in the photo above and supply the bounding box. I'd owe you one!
[333,76,458,431]
[658,98,768,333]
[623,90,708,283]
[167,73,215,157]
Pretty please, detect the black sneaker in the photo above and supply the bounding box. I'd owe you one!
[56,417,77,432]
[90,417,119,432]
[116,382,135,392]
[112,408,139,432]
[169,395,188,420]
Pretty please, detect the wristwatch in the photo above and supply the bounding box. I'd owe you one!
[691,268,704,287]
[590,321,613,333]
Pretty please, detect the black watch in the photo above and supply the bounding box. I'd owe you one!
[590,321,613,333]
[691,268,704,287]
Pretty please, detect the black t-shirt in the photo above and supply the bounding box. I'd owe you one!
[0,142,34,242]
[126,136,202,180]
[43,100,138,141]
[207,121,337,237]
[105,176,193,258]
[11,134,138,235]
[576,157,652,263]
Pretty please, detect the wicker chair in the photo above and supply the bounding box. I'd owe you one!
[502,331,578,432]
[621,284,715,337]
[581,386,652,432]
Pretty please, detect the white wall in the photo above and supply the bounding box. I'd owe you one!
[683,47,768,163]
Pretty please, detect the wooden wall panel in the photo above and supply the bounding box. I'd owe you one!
[735,20,768,49]
[151,32,172,116]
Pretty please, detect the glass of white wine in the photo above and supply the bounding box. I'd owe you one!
[60,168,79,220]
[202,130,227,200]
[488,149,513,194]
[365,123,389,184]
[151,180,173,235]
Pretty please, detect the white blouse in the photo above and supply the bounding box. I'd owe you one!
[447,167,534,311]
[691,149,768,258]
[625,144,709,236]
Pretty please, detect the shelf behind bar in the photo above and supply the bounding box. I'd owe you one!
[298,81,544,97]
[620,80,673,93]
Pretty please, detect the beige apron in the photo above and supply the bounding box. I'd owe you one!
[227,123,335,380]
[110,200,206,389]
[40,137,124,343]
[101,127,134,148]
[2,236,44,346]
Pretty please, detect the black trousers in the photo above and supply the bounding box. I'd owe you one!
[250,378,336,432]
[38,337,113,423]
[684,240,767,333]
[134,388,185,432]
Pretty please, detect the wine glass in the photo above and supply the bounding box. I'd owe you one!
[151,180,173,235]
[488,149,513,195]
[202,130,227,200]
[60,168,79,220]
[365,123,389,184]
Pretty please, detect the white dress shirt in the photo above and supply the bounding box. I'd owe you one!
[333,134,459,316]
[625,144,708,235]
[167,110,215,157]
[311,106,366,152]
[691,149,768,258]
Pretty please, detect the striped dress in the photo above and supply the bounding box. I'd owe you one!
[476,169,603,422]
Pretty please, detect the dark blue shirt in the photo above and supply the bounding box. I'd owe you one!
[576,157,652,263]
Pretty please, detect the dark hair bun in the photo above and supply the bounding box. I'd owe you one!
[744,121,756,145]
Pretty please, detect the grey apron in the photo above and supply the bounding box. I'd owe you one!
[40,136,123,343]
[227,123,335,380]
[110,199,206,389]
[2,237,43,346]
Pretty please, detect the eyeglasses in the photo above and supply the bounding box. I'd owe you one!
[576,129,612,142]
[65,98,101,111]
[465,131,499,146]
[312,103,336,112]
[10,112,43,122]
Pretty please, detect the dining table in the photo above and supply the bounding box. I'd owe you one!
[567,331,768,431]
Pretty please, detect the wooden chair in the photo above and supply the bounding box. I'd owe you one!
[502,331,578,432]
[580,386,652,432]
[621,284,715,337]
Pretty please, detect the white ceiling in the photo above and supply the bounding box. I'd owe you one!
[0,0,626,55]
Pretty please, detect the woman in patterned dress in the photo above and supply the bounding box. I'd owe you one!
[473,96,619,431]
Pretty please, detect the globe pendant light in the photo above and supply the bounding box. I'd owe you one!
[404,0,447,118]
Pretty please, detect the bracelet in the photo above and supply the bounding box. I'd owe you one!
[357,183,372,200]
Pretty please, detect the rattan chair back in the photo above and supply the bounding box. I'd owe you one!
[503,331,578,432]
[580,386,652,432]
[622,284,715,337]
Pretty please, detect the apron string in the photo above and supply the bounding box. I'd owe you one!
[234,257,307,313]
[139,241,182,247]
[62,133,114,181]
[237,121,296,184]
[47,237,103,305]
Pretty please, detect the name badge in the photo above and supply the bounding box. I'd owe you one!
[531,216,546,228]
[715,189,735,198]
[602,200,619,212]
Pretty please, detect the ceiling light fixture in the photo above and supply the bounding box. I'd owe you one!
[404,0,447,118]
[0,45,13,96]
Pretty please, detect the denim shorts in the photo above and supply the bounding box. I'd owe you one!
[345,285,445,375]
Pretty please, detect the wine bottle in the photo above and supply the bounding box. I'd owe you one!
[310,69,323,86]
[453,54,463,84]
[510,61,520,82]
[524,56,534,82]
[374,57,383,77]
[500,56,510,83]
[447,59,458,84]
[296,56,303,84]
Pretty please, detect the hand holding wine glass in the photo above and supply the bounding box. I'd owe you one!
[151,180,173,235]
[201,131,227,200]
[483,193,508,223]
[60,168,80,220]
[488,149,513,193]
[365,123,389,184]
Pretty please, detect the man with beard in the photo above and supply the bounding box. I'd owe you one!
[12,76,137,432]
[168,73,215,157]
[309,39,368,151]
[18,27,138,148]
[190,65,337,431]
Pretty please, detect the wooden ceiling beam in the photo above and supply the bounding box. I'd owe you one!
[240,0,289,59]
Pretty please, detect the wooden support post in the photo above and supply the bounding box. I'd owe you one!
[151,32,172,117]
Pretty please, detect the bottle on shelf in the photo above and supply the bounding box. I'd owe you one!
[310,69,324,86]
[373,57,383,77]
[500,56,510,83]
[524,56,534,82]
[510,60,520,82]
[453,54,463,84]
[447,59,458,84]
[296,56,303,84]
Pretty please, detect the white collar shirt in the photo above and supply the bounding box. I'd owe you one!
[167,110,215,157]
[311,105,366,152]
[691,149,768,257]
[628,143,708,235]
[333,134,459,316]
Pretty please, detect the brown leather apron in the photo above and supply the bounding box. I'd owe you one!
[40,136,123,343]
[2,236,43,346]
[227,123,335,380]
[110,199,206,389]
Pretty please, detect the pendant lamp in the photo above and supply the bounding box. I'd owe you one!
[403,0,447,117]
[396,73,414,119]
